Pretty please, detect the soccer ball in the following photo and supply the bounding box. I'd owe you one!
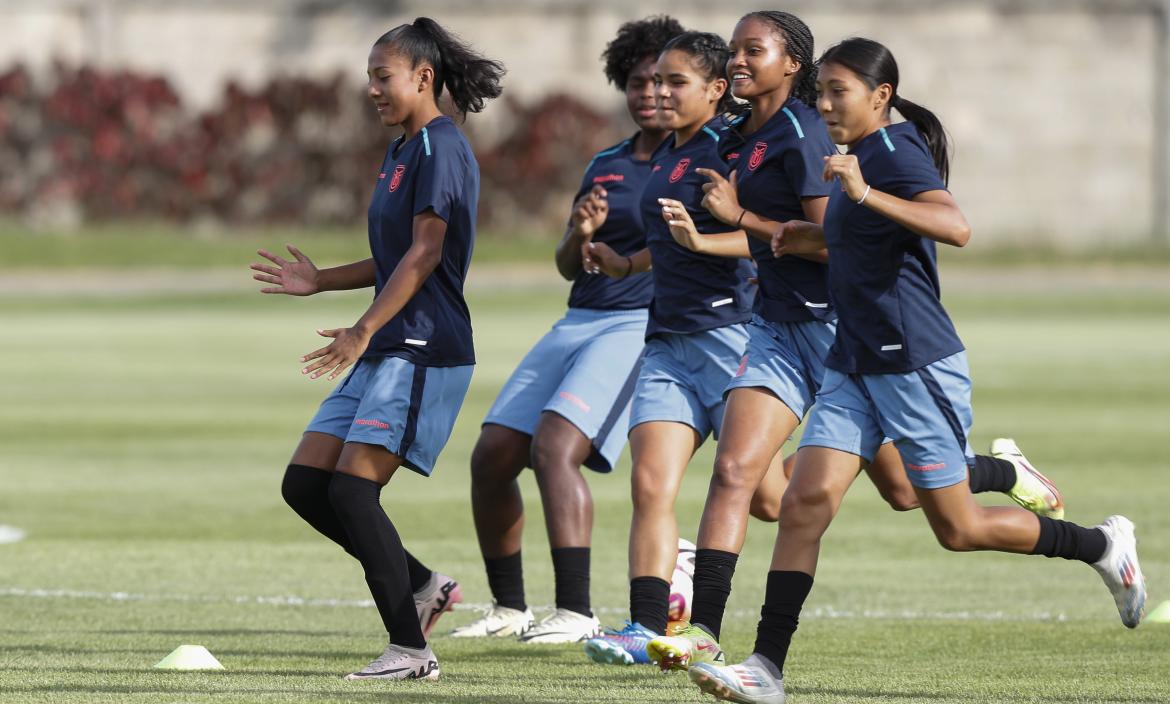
[669,538,697,622]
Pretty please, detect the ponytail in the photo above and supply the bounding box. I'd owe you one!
[820,38,950,184]
[891,95,949,184]
[374,17,505,116]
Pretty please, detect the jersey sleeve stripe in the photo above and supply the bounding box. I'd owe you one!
[780,107,806,140]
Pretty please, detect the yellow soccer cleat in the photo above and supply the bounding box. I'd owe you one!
[647,622,724,672]
[991,438,1065,519]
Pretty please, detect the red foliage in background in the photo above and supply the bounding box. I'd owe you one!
[0,63,621,233]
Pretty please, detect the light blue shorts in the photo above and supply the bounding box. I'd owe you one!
[484,308,647,473]
[306,356,473,477]
[725,315,836,420]
[799,351,975,489]
[629,324,750,441]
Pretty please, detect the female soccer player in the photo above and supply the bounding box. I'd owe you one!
[579,31,760,666]
[646,12,1063,671]
[249,18,503,681]
[452,15,685,645]
[688,38,1146,704]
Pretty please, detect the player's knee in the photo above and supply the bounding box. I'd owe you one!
[749,490,781,523]
[779,481,833,531]
[630,465,671,512]
[882,487,920,512]
[529,432,573,476]
[711,453,755,496]
[281,464,322,513]
[470,433,521,485]
[932,522,976,552]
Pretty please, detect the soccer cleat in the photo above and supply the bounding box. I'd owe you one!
[449,602,534,638]
[414,572,463,639]
[648,622,724,671]
[689,654,786,704]
[583,621,656,665]
[345,642,440,681]
[520,608,602,644]
[990,438,1065,519]
[1091,515,1147,628]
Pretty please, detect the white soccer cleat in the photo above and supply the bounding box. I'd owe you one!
[414,572,463,639]
[1091,515,1147,628]
[990,438,1065,519]
[689,654,785,703]
[449,602,535,638]
[344,642,439,681]
[520,608,601,644]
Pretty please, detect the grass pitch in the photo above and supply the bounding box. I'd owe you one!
[0,264,1168,703]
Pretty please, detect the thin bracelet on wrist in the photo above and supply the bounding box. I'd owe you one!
[622,256,633,278]
[856,185,872,205]
[735,209,747,228]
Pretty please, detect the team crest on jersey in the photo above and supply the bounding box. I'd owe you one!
[748,141,768,171]
[669,158,691,183]
[389,164,406,192]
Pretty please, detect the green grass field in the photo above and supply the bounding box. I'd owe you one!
[1,260,1169,703]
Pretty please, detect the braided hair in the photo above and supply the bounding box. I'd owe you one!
[660,31,739,114]
[602,15,686,90]
[374,17,505,116]
[740,11,817,107]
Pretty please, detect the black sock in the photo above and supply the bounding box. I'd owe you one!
[328,472,426,649]
[689,549,739,639]
[1031,517,1107,563]
[629,576,671,635]
[404,551,433,593]
[968,455,1016,494]
[753,570,814,675]
[551,547,591,617]
[281,464,356,557]
[484,551,526,611]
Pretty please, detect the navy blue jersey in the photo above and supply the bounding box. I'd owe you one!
[365,115,478,367]
[567,136,655,310]
[642,116,755,338]
[721,99,836,323]
[823,122,964,374]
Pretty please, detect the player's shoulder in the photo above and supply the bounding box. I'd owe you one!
[420,116,472,157]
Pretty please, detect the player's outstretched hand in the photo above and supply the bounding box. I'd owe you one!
[251,244,319,296]
[696,168,741,226]
[301,327,370,380]
[771,220,826,258]
[582,241,630,278]
[659,198,705,253]
[570,185,609,239]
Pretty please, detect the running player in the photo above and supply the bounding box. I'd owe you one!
[249,18,503,681]
[579,31,758,666]
[451,15,685,645]
[646,12,1063,672]
[688,37,1146,704]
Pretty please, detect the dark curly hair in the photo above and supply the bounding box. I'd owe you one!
[602,15,685,90]
[660,31,739,115]
[741,11,817,107]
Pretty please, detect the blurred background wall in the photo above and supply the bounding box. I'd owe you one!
[0,0,1166,247]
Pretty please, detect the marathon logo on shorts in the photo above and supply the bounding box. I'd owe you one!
[906,461,946,472]
[669,158,691,183]
[592,173,625,184]
[726,152,740,161]
[748,141,768,170]
[389,164,406,192]
[355,418,391,430]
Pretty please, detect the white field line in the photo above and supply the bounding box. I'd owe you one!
[0,587,1072,622]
